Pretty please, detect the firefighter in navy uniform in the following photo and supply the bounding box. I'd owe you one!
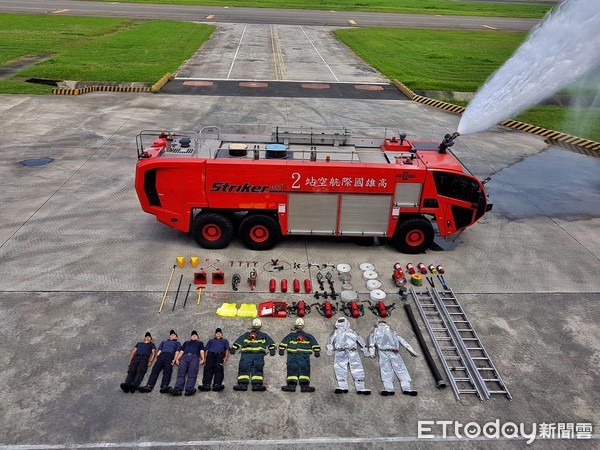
[171,330,205,397]
[138,329,181,393]
[198,328,230,392]
[230,319,276,391]
[120,332,156,393]
[279,318,320,392]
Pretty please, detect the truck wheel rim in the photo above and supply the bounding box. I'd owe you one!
[406,230,425,246]
[202,224,222,241]
[250,225,269,243]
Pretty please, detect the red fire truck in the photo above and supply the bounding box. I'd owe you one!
[135,125,491,254]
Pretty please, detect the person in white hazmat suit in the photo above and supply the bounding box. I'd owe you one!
[368,320,419,396]
[326,317,371,395]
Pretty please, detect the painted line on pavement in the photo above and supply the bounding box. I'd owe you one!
[299,25,339,82]
[2,435,599,448]
[227,24,247,79]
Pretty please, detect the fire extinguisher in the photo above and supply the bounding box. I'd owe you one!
[311,300,337,318]
[342,300,364,318]
[288,299,311,317]
[392,268,407,287]
[363,300,396,317]
[297,299,309,317]
[304,279,312,293]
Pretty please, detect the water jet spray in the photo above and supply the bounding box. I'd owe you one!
[458,0,600,135]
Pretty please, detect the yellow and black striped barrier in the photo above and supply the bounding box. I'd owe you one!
[392,79,599,156]
[412,95,466,114]
[52,82,159,96]
[151,72,172,93]
[501,119,600,155]
[392,79,416,100]
[51,87,96,96]
[94,85,151,93]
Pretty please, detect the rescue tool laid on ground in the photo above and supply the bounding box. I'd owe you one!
[135,125,491,254]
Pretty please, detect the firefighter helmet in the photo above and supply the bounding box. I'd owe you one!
[251,318,262,330]
[294,318,305,329]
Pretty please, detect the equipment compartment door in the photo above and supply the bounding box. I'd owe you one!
[288,193,338,234]
[339,194,392,235]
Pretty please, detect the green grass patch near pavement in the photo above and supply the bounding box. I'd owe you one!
[0,14,128,66]
[0,14,214,94]
[335,28,600,142]
[334,28,527,92]
[517,106,600,143]
[90,0,552,18]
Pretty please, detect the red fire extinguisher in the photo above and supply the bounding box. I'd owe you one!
[376,301,389,318]
[304,279,312,293]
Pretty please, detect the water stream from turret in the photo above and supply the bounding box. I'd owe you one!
[457,0,600,135]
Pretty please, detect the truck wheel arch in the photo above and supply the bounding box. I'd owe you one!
[393,216,434,254]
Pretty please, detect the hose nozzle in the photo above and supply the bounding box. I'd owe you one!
[438,132,460,154]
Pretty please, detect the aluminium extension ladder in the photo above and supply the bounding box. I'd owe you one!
[410,286,512,402]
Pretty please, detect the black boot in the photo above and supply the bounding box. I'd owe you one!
[252,383,267,392]
[198,384,211,392]
[170,387,183,396]
[380,390,395,396]
[138,385,152,393]
[212,384,225,392]
[334,388,349,394]
[120,383,130,393]
[281,384,296,392]
[184,389,196,396]
[159,386,172,394]
[300,384,315,393]
[233,383,248,391]
[403,389,418,396]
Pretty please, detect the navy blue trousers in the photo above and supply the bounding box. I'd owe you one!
[145,352,175,388]
[175,354,200,390]
[125,355,149,388]
[202,351,225,386]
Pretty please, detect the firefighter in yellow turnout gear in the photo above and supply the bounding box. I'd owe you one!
[279,318,321,392]
[231,319,276,391]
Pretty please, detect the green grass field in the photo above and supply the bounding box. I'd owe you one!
[335,28,599,142]
[334,28,527,92]
[0,14,214,94]
[90,0,552,18]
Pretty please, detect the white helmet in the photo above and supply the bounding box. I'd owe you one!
[251,318,262,330]
[294,318,305,329]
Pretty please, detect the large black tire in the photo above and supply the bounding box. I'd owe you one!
[239,214,281,251]
[191,212,234,249]
[393,217,434,254]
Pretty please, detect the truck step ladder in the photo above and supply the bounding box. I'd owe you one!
[410,286,512,402]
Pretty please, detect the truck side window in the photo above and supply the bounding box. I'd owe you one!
[433,172,480,204]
